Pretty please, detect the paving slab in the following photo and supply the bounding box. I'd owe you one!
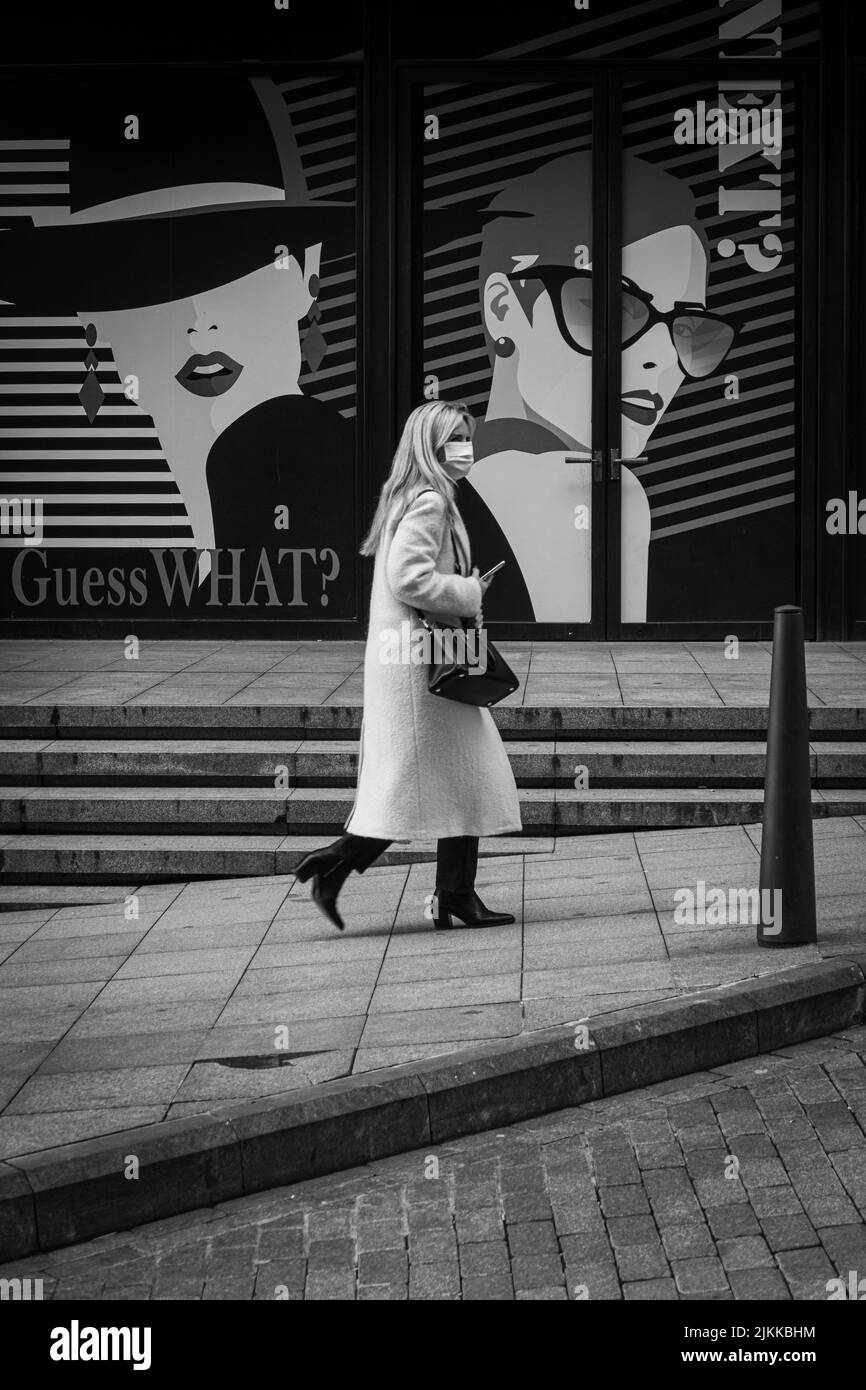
[360,1004,525,1048]
[0,956,128,987]
[66,999,228,1039]
[237,959,384,993]
[216,986,376,1027]
[170,1054,356,1104]
[368,975,522,1013]
[6,1065,191,1115]
[0,1108,168,1163]
[195,1017,366,1057]
[38,1030,211,1075]
[12,930,148,961]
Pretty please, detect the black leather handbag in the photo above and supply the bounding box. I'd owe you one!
[414,517,520,708]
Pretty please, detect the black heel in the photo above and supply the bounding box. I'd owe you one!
[314,865,347,932]
[432,902,454,931]
[433,889,515,930]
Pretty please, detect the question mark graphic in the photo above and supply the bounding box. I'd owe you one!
[319,549,340,606]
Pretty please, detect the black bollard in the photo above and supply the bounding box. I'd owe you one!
[758,605,817,946]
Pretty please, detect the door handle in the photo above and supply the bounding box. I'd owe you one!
[609,447,648,481]
[564,451,604,482]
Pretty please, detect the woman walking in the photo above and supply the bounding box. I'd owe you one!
[294,400,522,931]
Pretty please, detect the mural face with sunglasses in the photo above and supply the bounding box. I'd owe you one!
[487,225,724,467]
[465,152,728,624]
[620,223,725,460]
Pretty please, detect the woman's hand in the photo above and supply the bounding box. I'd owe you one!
[470,567,486,629]
[472,565,492,597]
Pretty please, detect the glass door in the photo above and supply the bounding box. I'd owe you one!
[407,72,605,638]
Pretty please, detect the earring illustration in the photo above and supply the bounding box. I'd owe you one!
[78,322,105,424]
[301,274,327,372]
[494,336,515,359]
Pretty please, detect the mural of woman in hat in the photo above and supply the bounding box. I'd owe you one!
[457,152,732,624]
[0,73,356,614]
[77,213,353,602]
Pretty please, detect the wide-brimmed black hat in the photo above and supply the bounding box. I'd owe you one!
[0,73,355,311]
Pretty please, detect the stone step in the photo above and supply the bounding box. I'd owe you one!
[1,787,864,883]
[0,833,551,884]
[0,786,289,830]
[282,786,866,833]
[1,738,864,786]
[1,785,864,836]
[2,702,865,740]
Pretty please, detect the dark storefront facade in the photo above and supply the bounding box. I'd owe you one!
[0,0,863,640]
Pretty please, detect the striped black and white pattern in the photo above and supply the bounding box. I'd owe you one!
[481,0,820,61]
[0,138,70,227]
[0,314,194,548]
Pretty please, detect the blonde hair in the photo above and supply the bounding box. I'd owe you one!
[360,400,475,557]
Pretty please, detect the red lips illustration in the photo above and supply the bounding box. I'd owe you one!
[175,351,243,398]
[620,389,663,427]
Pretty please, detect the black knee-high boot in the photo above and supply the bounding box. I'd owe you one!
[295,834,392,931]
[432,836,515,930]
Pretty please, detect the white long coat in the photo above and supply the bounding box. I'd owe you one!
[344,487,523,841]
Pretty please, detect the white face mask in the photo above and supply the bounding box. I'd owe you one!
[441,440,475,478]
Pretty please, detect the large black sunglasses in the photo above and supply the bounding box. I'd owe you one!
[506,267,739,380]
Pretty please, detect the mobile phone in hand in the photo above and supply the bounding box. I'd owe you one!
[479,560,506,583]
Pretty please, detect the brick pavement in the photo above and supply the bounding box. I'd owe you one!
[3,1027,865,1301]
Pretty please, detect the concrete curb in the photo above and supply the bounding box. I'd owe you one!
[1,954,865,1260]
